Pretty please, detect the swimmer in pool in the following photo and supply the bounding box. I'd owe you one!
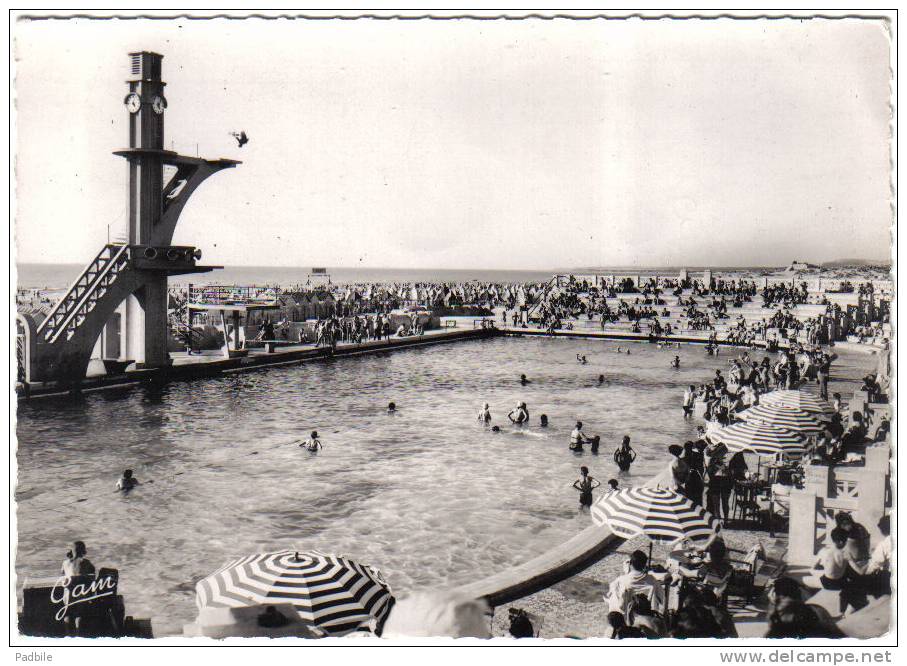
[589,435,601,454]
[682,384,696,417]
[508,402,529,424]
[570,421,590,451]
[300,431,322,452]
[387,402,397,413]
[572,466,600,508]
[520,374,530,386]
[540,414,549,427]
[671,356,680,368]
[477,402,491,423]
[614,436,636,471]
[115,469,138,493]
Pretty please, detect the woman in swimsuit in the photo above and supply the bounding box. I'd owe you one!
[572,466,600,508]
[477,402,491,423]
[613,435,636,471]
[508,402,529,424]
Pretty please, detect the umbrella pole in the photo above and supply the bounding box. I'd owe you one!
[648,540,654,569]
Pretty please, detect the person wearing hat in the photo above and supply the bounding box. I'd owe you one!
[301,431,322,451]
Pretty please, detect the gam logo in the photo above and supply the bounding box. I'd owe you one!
[49,574,117,621]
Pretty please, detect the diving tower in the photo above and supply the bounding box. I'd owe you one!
[19,52,239,384]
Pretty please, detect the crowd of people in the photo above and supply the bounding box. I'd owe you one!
[22,268,892,641]
[510,274,889,351]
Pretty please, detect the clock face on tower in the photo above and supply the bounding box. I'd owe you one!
[151,95,167,115]
[124,93,141,114]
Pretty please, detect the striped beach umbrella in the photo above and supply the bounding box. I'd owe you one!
[195,550,394,636]
[737,404,823,434]
[759,390,834,415]
[591,487,717,542]
[712,421,805,457]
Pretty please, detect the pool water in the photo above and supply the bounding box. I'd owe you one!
[14,337,868,635]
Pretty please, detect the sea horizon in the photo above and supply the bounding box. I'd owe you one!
[15,262,782,291]
[15,260,889,291]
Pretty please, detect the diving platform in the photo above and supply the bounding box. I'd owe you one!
[17,51,240,384]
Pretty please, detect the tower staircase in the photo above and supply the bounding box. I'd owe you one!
[36,244,132,344]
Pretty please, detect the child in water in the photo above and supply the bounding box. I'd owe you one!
[614,436,637,471]
[115,469,138,493]
[572,466,600,508]
[671,356,680,368]
[387,402,397,413]
[540,414,549,427]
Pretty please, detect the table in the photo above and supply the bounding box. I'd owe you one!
[667,547,706,579]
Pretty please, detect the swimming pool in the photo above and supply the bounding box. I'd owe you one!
[14,337,870,635]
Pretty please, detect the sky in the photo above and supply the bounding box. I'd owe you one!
[13,16,893,270]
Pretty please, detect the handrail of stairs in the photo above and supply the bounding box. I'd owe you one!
[47,244,131,344]
[36,244,119,337]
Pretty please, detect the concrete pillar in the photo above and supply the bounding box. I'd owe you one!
[789,489,820,565]
[219,310,231,358]
[865,445,890,472]
[122,293,145,365]
[804,464,832,499]
[852,468,886,518]
[141,277,170,368]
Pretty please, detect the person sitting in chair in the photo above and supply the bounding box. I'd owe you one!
[697,541,733,601]
[606,550,665,616]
